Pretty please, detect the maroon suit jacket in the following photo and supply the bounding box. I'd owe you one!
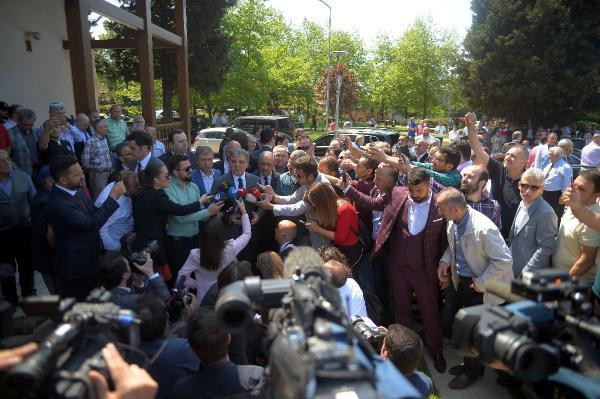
[345,185,448,280]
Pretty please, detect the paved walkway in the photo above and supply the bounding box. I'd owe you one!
[424,343,513,399]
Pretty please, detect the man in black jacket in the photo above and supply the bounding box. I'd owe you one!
[47,155,126,300]
[97,251,169,310]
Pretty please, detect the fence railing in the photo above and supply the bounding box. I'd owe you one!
[156,122,183,142]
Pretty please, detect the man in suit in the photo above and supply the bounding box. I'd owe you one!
[127,130,164,174]
[509,168,557,278]
[253,127,275,158]
[344,167,448,374]
[211,149,260,263]
[47,155,126,300]
[436,188,513,389]
[252,151,280,253]
[275,220,297,260]
[107,142,135,183]
[191,145,222,196]
[213,140,241,175]
[158,129,198,170]
[97,251,169,310]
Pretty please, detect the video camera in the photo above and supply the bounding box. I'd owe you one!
[452,268,600,398]
[166,275,194,323]
[5,288,140,399]
[215,249,420,399]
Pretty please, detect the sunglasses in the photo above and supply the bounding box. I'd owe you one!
[297,146,310,151]
[519,183,541,191]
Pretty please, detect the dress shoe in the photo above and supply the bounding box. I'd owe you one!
[433,354,447,373]
[448,372,478,390]
[449,364,465,376]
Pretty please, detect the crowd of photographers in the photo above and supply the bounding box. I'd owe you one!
[0,100,599,398]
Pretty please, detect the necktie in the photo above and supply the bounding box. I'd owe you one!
[238,177,244,189]
[264,176,269,186]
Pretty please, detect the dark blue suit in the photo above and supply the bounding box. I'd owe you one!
[47,185,119,300]
[191,168,222,196]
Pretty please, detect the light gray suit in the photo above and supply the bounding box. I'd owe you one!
[508,196,558,278]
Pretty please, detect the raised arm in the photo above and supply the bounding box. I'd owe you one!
[465,112,489,168]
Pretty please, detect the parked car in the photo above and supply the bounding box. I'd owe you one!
[227,115,294,134]
[313,129,399,157]
[192,127,249,156]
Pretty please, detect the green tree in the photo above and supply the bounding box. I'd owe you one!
[462,0,600,125]
[95,0,235,120]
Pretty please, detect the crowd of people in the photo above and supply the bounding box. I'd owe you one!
[0,98,599,397]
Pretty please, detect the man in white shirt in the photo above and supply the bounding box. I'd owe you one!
[95,170,140,251]
[324,260,367,319]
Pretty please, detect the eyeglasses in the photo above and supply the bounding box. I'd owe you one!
[297,146,310,151]
[519,183,541,192]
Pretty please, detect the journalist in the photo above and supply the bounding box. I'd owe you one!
[97,251,169,309]
[133,297,199,399]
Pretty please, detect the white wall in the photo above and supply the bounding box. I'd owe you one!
[0,0,76,124]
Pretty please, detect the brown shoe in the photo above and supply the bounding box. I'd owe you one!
[448,372,478,390]
[449,364,465,376]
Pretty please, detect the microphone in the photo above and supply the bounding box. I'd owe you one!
[237,188,247,198]
[212,191,227,203]
[227,186,238,200]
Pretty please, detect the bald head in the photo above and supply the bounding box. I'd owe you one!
[323,260,348,288]
[275,220,297,245]
[75,113,89,130]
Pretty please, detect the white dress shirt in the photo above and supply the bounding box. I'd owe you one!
[513,201,531,236]
[95,182,134,251]
[201,170,215,193]
[233,172,247,189]
[407,193,432,235]
[259,173,272,186]
[338,278,367,319]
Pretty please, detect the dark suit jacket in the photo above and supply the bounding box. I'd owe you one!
[213,159,226,175]
[109,276,170,310]
[191,168,222,196]
[47,186,119,281]
[254,171,280,189]
[133,187,202,263]
[158,151,198,170]
[345,185,447,279]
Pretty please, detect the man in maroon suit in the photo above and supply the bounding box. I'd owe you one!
[344,166,448,373]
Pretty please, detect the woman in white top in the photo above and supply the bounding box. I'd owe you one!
[178,199,251,302]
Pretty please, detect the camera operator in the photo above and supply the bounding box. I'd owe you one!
[97,251,169,309]
[380,324,433,398]
[132,297,199,399]
[173,308,265,399]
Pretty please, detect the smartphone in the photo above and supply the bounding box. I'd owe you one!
[59,115,67,125]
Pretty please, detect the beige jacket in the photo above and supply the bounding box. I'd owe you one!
[441,207,513,304]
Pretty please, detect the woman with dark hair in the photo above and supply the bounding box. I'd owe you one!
[133,162,216,277]
[178,199,251,302]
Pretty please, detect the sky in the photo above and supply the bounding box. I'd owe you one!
[267,0,473,46]
[91,0,474,46]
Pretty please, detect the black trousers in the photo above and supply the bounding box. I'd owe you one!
[165,235,198,281]
[0,226,35,304]
[542,190,564,221]
[442,276,485,378]
[59,276,97,301]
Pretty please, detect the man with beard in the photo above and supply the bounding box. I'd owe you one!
[165,154,223,277]
[460,165,501,230]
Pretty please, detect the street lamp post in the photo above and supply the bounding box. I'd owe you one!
[317,0,331,132]
[332,50,348,136]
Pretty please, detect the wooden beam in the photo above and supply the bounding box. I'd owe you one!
[175,0,190,139]
[85,0,144,30]
[136,0,156,128]
[151,24,183,47]
[65,0,97,114]
[63,38,177,49]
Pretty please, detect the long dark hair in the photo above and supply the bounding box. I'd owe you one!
[141,161,164,187]
[199,217,226,271]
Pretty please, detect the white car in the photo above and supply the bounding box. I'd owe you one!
[192,127,250,155]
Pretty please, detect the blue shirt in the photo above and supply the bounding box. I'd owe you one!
[543,159,572,192]
[454,211,473,277]
[408,371,433,398]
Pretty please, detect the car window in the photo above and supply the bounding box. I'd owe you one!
[204,131,224,139]
[315,135,333,146]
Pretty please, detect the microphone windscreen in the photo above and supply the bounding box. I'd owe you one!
[283,246,325,280]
